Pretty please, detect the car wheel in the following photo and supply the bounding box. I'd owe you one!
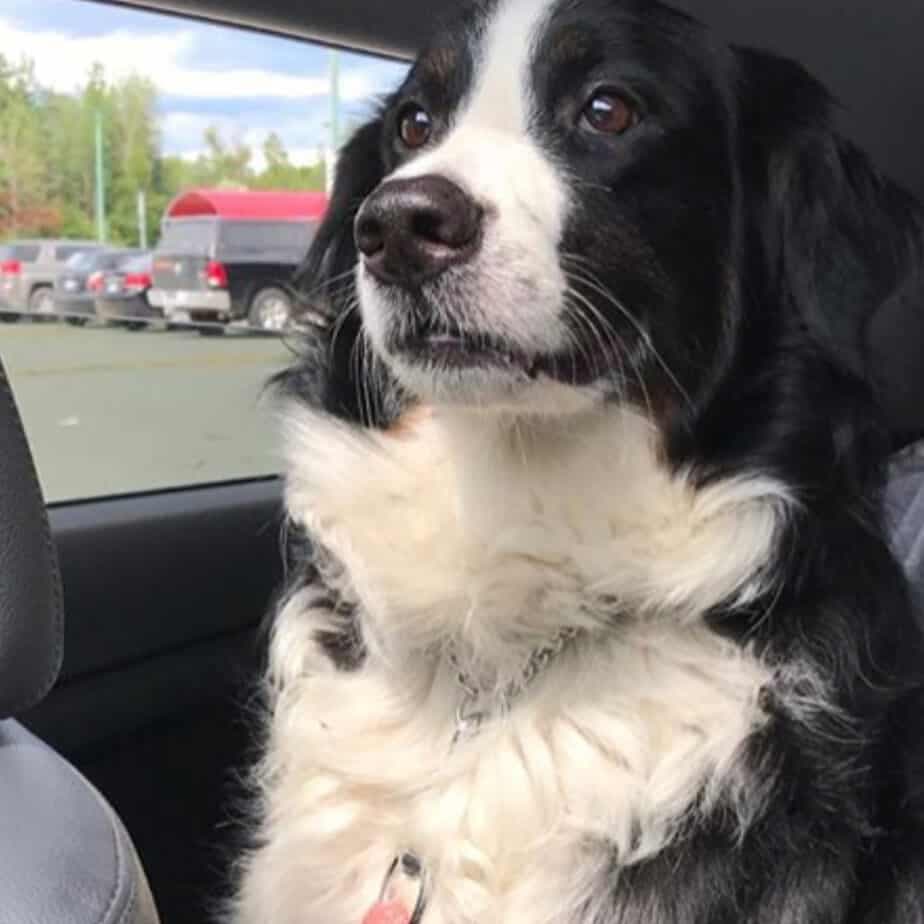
[0,312,19,323]
[125,322,147,332]
[28,287,55,316]
[66,317,89,327]
[197,325,225,337]
[248,286,294,333]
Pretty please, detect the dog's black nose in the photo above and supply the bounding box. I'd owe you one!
[354,175,482,287]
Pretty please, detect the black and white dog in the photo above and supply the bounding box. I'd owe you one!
[232,0,924,921]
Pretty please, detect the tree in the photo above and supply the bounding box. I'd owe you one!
[263,131,288,171]
[0,56,57,236]
[0,54,333,246]
[196,125,252,187]
[109,75,159,245]
[253,132,326,192]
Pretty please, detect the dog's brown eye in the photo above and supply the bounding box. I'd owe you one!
[398,104,432,149]
[582,90,637,135]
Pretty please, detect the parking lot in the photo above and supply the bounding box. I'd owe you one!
[1,321,293,502]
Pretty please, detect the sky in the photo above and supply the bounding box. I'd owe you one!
[0,0,409,170]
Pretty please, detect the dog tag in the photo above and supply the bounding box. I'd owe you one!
[362,900,410,924]
[362,853,428,924]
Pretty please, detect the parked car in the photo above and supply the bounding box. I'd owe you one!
[0,238,102,319]
[149,189,327,333]
[53,248,145,325]
[94,253,156,330]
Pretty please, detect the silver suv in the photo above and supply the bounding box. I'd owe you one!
[0,239,103,318]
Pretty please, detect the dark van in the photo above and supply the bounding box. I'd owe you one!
[149,189,327,332]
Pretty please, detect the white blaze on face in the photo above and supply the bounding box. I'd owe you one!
[358,0,573,366]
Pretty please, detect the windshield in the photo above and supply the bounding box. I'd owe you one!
[64,251,98,271]
[121,254,152,273]
[100,249,142,269]
[56,244,99,261]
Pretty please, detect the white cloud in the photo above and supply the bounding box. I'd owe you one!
[162,111,239,151]
[176,142,321,174]
[162,111,326,168]
[249,145,323,173]
[0,17,377,101]
[163,112,324,172]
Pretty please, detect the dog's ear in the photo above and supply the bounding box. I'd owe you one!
[275,111,408,428]
[735,48,923,406]
[295,114,389,314]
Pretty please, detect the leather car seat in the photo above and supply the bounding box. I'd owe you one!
[0,358,160,924]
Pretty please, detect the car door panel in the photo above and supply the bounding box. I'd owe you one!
[19,478,284,924]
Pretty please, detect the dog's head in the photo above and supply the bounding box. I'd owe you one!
[296,0,920,468]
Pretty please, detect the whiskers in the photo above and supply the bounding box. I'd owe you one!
[560,253,693,414]
[293,267,358,323]
[286,265,391,426]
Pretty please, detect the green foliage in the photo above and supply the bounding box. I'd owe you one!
[0,55,328,245]
[0,55,53,236]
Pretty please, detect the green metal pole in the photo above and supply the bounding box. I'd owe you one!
[137,189,147,249]
[329,49,340,150]
[94,111,106,243]
[327,49,340,194]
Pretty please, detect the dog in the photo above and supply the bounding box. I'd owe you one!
[231,0,924,921]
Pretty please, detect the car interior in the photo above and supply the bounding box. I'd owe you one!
[0,1,922,923]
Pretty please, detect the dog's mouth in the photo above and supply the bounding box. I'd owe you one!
[388,320,541,376]
[364,285,616,396]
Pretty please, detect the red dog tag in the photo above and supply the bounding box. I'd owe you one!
[363,853,427,924]
[362,900,411,924]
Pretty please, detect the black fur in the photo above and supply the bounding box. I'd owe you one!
[275,519,367,671]
[274,0,924,919]
[271,117,409,429]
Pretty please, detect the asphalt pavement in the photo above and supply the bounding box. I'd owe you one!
[0,320,295,502]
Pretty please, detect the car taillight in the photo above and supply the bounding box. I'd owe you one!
[204,260,228,289]
[88,271,105,292]
[0,260,22,276]
[124,272,152,292]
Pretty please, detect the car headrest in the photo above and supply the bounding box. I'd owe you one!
[0,360,64,718]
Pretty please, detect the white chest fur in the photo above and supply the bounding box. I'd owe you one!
[233,406,789,924]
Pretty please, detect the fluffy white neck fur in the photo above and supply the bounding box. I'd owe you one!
[282,402,790,689]
[234,401,795,924]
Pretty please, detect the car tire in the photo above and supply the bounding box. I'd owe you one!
[66,317,89,327]
[248,286,294,333]
[125,322,147,332]
[28,287,55,316]
[197,325,225,337]
[0,312,18,323]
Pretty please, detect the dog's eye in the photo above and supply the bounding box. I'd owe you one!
[582,90,638,135]
[397,103,432,149]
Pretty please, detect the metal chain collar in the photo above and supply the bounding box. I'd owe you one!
[368,631,584,914]
[447,627,582,745]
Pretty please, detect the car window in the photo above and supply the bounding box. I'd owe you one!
[1,243,42,262]
[218,221,316,256]
[158,220,216,256]
[0,0,409,503]
[99,250,139,270]
[56,244,97,261]
[64,251,98,271]
[117,253,150,272]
